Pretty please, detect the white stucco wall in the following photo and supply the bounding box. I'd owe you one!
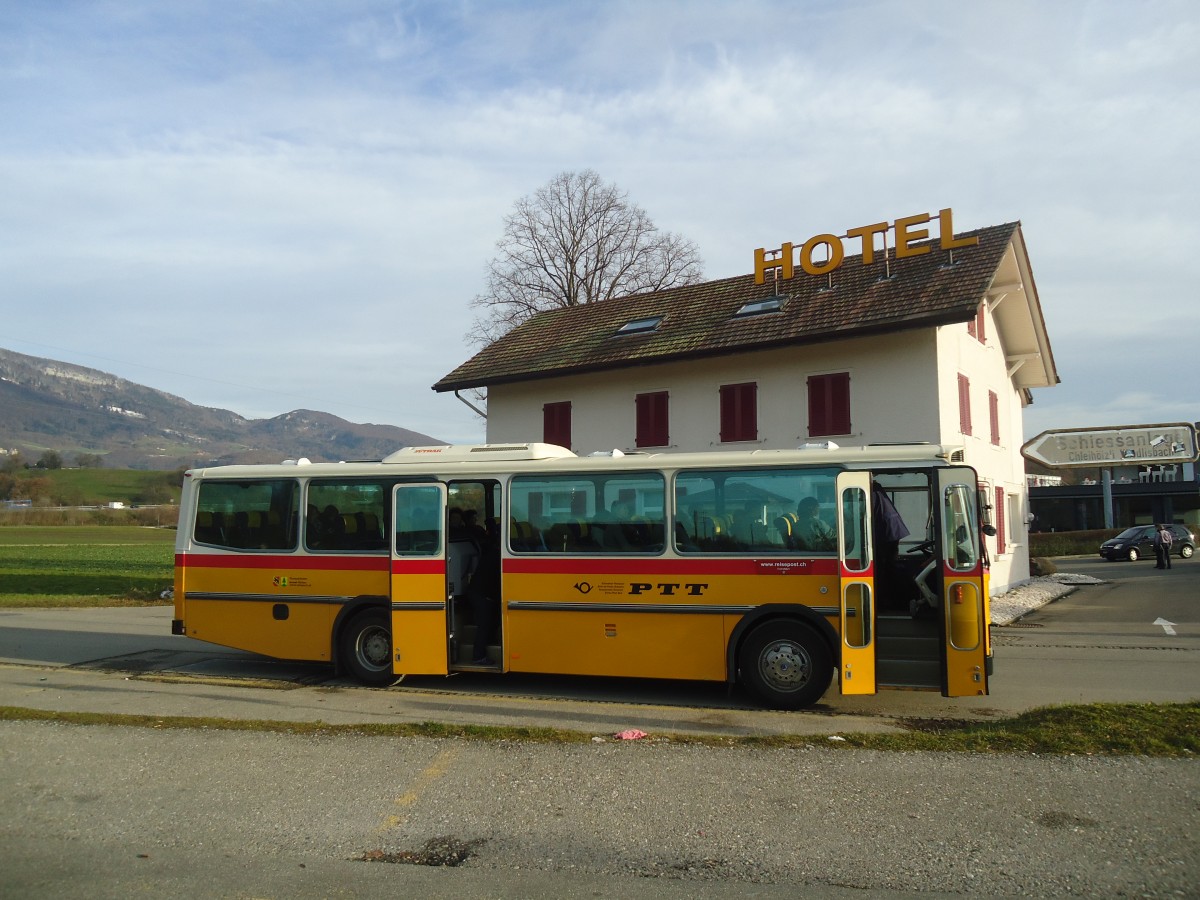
[487,332,943,453]
[934,308,1030,594]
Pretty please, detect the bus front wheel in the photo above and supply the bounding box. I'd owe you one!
[739,621,833,710]
[340,609,394,686]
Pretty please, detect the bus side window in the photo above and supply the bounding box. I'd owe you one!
[194,479,297,551]
[674,468,837,555]
[305,481,389,553]
[509,473,664,555]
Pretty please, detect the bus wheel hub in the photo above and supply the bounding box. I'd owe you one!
[761,641,810,688]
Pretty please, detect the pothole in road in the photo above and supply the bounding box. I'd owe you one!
[1035,810,1099,830]
[359,835,486,867]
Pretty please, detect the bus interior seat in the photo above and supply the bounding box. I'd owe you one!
[509,519,542,550]
[195,510,219,544]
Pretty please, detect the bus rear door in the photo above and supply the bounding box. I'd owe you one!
[936,468,989,697]
[390,483,450,675]
[837,471,876,694]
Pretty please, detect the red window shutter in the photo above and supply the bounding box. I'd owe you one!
[720,383,757,442]
[989,391,1000,445]
[635,391,669,448]
[958,374,972,436]
[995,486,1006,555]
[543,401,571,449]
[808,372,851,437]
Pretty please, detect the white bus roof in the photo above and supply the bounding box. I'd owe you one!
[185,442,967,480]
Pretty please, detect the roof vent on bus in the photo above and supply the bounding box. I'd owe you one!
[281,458,312,466]
[381,443,578,464]
[588,449,625,458]
[797,441,839,450]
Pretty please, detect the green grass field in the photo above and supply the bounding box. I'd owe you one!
[2,466,182,507]
[0,526,175,608]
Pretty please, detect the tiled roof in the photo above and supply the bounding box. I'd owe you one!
[434,222,1020,392]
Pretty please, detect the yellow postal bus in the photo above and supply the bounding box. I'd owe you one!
[173,442,992,709]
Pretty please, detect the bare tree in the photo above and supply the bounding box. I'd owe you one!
[468,170,704,346]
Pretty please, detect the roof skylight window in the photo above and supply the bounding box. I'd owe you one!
[616,315,663,335]
[734,296,786,318]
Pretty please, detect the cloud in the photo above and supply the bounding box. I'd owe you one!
[1,0,1197,447]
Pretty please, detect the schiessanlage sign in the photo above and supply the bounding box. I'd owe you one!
[754,208,978,284]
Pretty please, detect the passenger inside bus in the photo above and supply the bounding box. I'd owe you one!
[466,517,501,665]
[792,496,836,551]
[446,507,480,599]
[871,481,912,611]
[601,498,638,550]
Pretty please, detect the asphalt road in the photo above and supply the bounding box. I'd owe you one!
[0,556,1197,897]
[2,718,1196,899]
[989,554,1200,708]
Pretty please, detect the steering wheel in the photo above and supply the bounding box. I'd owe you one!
[907,539,935,555]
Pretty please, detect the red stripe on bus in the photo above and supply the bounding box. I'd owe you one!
[176,553,389,572]
[390,560,445,575]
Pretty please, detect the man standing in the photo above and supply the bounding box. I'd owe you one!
[1154,524,1174,570]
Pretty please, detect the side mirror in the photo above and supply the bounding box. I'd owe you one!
[981,524,997,537]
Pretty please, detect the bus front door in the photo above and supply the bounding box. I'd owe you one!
[936,468,989,697]
[390,483,450,675]
[837,471,876,695]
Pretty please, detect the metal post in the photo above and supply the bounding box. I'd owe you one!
[1101,468,1114,529]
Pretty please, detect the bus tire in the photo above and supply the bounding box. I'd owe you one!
[339,608,394,686]
[739,620,833,710]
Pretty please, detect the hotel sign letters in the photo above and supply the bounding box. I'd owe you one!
[754,208,979,285]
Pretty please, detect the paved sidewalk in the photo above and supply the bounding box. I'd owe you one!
[0,662,913,738]
[0,606,1020,736]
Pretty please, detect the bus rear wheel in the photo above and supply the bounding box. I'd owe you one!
[340,608,394,686]
[739,621,832,710]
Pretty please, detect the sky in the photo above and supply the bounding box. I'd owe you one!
[2,0,1197,446]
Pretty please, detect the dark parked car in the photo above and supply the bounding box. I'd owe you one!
[1099,524,1195,562]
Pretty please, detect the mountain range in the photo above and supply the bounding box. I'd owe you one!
[0,347,442,469]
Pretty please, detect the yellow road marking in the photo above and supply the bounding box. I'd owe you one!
[377,746,459,833]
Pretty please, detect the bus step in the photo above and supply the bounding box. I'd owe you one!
[879,635,939,660]
[876,657,940,688]
[455,641,501,667]
[875,614,939,638]
[875,615,939,664]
